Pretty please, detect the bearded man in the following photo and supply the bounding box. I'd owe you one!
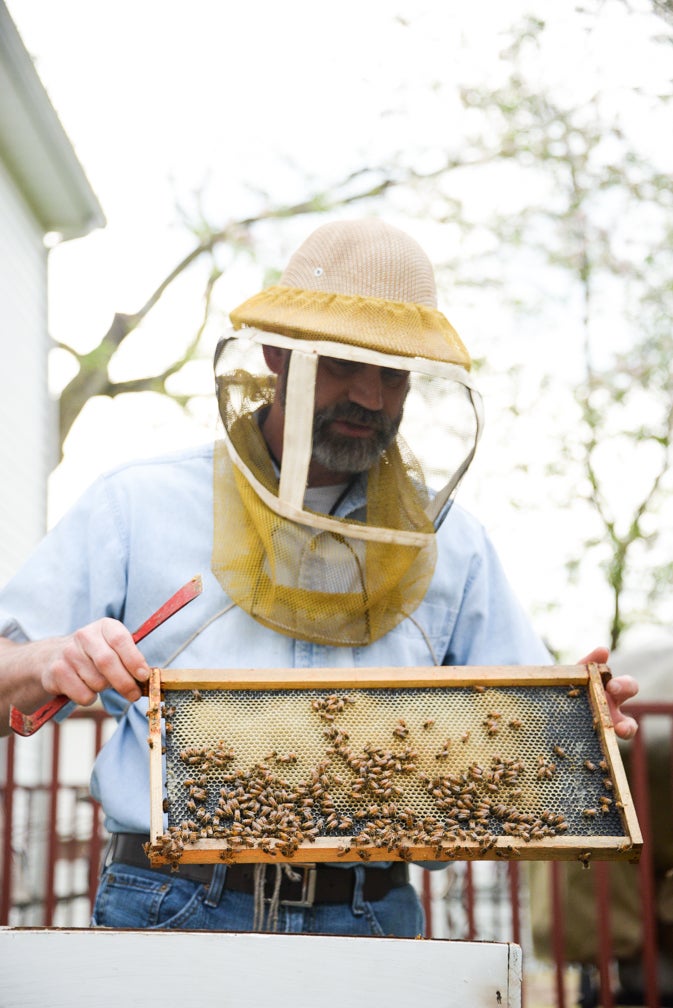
[0,218,638,935]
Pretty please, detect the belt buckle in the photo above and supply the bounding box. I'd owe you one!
[277,864,317,908]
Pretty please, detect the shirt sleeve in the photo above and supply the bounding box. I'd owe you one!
[0,475,129,645]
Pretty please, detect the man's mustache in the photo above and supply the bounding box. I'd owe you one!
[317,402,390,432]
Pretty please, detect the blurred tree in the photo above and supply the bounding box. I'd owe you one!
[55,173,401,450]
[447,15,673,650]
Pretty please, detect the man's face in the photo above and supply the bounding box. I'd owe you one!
[310,356,408,474]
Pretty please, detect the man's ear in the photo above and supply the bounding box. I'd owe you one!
[263,345,288,374]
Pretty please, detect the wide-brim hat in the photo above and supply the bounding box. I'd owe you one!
[229,218,471,369]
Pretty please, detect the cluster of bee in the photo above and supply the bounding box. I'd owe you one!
[148,689,618,868]
[323,722,417,801]
[179,739,235,768]
[154,755,356,866]
[536,755,557,780]
[311,693,356,721]
[416,757,568,848]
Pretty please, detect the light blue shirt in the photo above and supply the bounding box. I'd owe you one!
[0,443,550,833]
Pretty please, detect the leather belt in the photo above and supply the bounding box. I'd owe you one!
[106,833,409,905]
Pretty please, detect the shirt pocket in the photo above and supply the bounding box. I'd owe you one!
[359,599,458,667]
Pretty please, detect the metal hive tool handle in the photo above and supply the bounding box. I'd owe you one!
[9,575,203,737]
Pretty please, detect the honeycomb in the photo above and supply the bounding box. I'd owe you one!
[146,668,641,867]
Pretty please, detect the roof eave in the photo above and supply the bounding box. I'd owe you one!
[0,2,105,240]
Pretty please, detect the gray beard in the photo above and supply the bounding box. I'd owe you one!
[311,402,402,474]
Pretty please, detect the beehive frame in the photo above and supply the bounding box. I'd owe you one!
[146,664,642,867]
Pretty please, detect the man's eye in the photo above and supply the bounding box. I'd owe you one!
[323,357,360,375]
[321,357,408,387]
[381,368,408,388]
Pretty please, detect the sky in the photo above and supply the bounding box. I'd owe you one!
[6,0,672,656]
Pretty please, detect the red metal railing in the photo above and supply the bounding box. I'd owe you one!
[1,702,669,1006]
[1,708,111,926]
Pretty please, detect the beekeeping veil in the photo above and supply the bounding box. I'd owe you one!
[213,218,482,646]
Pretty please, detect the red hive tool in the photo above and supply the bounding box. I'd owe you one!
[9,575,202,737]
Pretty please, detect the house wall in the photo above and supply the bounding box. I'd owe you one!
[0,156,56,586]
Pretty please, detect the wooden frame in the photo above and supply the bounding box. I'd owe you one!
[147,664,642,866]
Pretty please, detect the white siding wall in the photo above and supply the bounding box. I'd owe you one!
[0,157,56,586]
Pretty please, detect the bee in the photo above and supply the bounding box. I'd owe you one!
[578,851,592,869]
[423,720,436,730]
[472,684,486,693]
[480,835,498,854]
[147,737,154,749]
[552,745,567,758]
[460,731,471,744]
[584,760,597,772]
[192,689,203,701]
[508,718,522,729]
[582,808,597,818]
[567,688,581,698]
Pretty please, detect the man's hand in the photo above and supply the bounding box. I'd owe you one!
[41,618,150,706]
[578,645,638,740]
[0,618,150,735]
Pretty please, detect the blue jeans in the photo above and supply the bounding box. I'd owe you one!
[92,862,425,937]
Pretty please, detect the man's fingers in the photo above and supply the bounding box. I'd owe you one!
[614,717,638,740]
[577,646,610,666]
[99,618,150,681]
[605,674,639,703]
[81,619,148,698]
[45,653,99,707]
[42,619,149,704]
[606,675,639,740]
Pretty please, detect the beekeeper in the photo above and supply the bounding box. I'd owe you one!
[0,218,638,935]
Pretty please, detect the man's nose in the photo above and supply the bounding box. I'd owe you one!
[348,364,384,411]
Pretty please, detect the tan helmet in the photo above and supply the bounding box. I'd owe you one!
[229,217,471,367]
[212,218,482,647]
